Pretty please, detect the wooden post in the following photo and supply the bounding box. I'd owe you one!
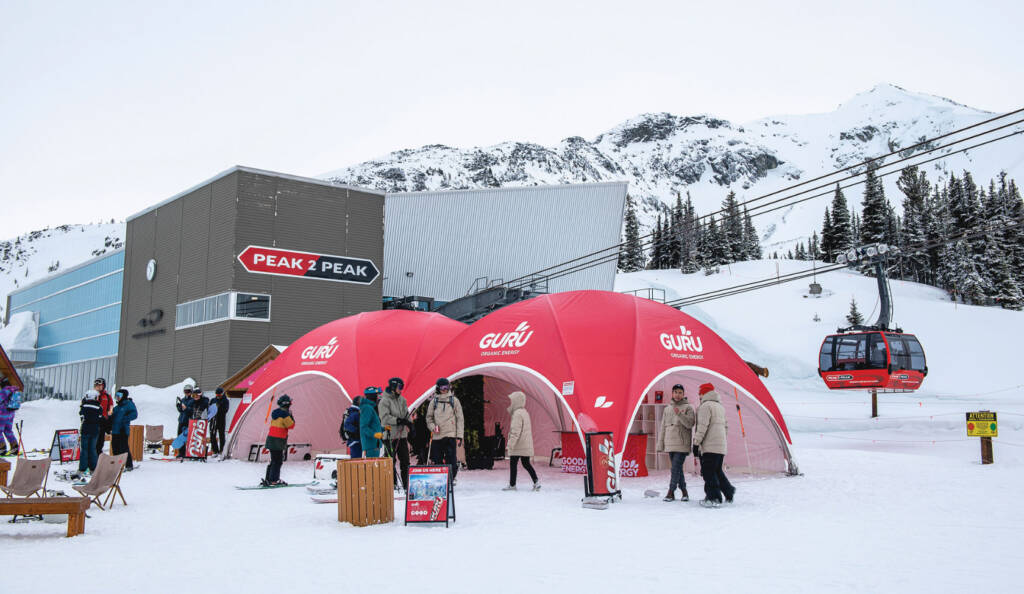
[129,425,144,462]
[871,389,878,418]
[0,459,10,487]
[981,436,994,464]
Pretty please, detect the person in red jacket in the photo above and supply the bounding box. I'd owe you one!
[93,378,113,458]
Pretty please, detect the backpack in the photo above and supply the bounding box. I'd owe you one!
[341,407,360,441]
[5,389,21,410]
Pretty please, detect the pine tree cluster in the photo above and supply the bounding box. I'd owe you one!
[618,191,763,274]
[813,166,1024,310]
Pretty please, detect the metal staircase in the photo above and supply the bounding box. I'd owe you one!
[432,276,549,323]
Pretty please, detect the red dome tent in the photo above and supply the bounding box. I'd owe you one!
[407,291,796,475]
[225,310,466,459]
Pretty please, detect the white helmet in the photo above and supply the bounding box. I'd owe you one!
[85,389,100,400]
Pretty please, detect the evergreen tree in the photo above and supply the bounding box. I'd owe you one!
[820,206,835,262]
[619,194,645,272]
[680,193,699,273]
[829,184,854,254]
[850,209,861,242]
[986,240,1023,309]
[721,191,744,261]
[896,165,931,283]
[648,215,664,270]
[706,215,730,266]
[670,194,684,267]
[742,207,761,259]
[846,298,864,326]
[809,231,821,260]
[860,162,890,244]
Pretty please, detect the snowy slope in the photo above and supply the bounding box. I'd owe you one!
[324,84,1024,254]
[0,222,124,320]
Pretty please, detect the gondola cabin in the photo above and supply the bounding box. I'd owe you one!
[818,332,927,391]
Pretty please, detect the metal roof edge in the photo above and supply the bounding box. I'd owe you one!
[126,165,386,222]
[386,180,629,199]
[7,247,125,297]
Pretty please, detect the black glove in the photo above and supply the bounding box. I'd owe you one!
[692,445,701,458]
[398,417,414,429]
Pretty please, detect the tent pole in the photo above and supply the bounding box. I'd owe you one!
[733,387,754,477]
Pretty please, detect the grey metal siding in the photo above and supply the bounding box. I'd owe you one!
[178,185,213,302]
[207,173,238,294]
[383,182,627,302]
[146,199,184,387]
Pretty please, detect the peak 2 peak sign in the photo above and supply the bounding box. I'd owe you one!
[238,246,379,285]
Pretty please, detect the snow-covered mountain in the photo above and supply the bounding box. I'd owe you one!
[0,223,123,320]
[324,84,1024,254]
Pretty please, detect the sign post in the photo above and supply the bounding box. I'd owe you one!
[405,465,455,527]
[966,411,997,464]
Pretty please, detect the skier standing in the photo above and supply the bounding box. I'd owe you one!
[692,383,735,508]
[0,376,20,456]
[175,384,193,438]
[341,397,362,458]
[78,390,104,474]
[378,377,413,491]
[262,394,294,487]
[110,388,138,470]
[210,387,230,454]
[656,383,695,502]
[359,387,384,458]
[93,378,113,458]
[502,391,540,491]
[426,378,463,484]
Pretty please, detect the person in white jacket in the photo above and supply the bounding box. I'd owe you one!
[502,391,540,491]
[655,384,695,501]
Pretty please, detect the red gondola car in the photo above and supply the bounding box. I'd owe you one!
[818,331,927,391]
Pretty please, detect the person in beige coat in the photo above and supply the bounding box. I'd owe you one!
[378,377,414,491]
[692,382,735,507]
[656,384,695,501]
[426,378,464,483]
[502,391,540,491]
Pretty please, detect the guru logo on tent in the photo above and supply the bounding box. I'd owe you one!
[479,321,534,350]
[659,325,704,353]
[301,336,340,364]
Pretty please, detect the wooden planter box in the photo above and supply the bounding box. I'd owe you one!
[337,458,394,527]
[129,425,144,462]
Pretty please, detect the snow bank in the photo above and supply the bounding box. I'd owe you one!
[0,310,37,351]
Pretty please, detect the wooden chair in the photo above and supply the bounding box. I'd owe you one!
[0,458,50,499]
[72,453,127,510]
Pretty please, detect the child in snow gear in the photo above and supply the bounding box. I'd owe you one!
[92,378,113,458]
[359,387,384,458]
[426,378,464,483]
[656,384,695,502]
[210,387,230,454]
[263,394,295,486]
[0,376,20,456]
[378,377,412,490]
[110,389,138,470]
[502,391,540,491]
[341,398,362,458]
[693,383,735,507]
[79,390,104,473]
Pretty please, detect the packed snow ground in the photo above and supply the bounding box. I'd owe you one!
[4,261,1023,593]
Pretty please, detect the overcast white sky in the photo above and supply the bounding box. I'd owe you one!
[2,0,1022,238]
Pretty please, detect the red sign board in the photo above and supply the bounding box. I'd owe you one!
[185,419,208,459]
[585,432,620,497]
[559,432,647,477]
[237,245,380,285]
[49,429,80,463]
[405,465,454,526]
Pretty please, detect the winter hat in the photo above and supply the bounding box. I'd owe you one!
[84,389,100,400]
[277,394,292,407]
[115,388,129,400]
[436,377,451,390]
[183,383,194,392]
[215,387,224,395]
[698,383,715,396]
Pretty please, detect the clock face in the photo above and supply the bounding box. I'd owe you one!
[146,259,156,281]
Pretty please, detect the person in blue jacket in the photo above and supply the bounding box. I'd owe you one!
[359,387,384,458]
[341,397,362,458]
[110,388,138,470]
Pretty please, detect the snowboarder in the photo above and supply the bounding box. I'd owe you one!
[210,387,230,454]
[426,378,463,484]
[378,377,413,490]
[262,394,295,487]
[110,388,138,470]
[502,391,540,491]
[93,377,113,458]
[359,387,384,458]
[692,382,735,508]
[78,390,104,474]
[0,376,20,456]
[187,387,210,420]
[341,397,362,458]
[656,383,695,502]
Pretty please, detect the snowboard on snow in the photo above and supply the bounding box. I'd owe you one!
[235,482,311,490]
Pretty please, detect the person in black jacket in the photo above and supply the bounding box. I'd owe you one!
[176,384,193,438]
[210,387,230,454]
[187,388,210,421]
[78,390,103,474]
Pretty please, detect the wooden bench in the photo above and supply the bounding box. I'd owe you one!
[0,497,91,537]
[0,460,9,487]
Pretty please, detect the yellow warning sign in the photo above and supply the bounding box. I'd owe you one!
[966,412,998,437]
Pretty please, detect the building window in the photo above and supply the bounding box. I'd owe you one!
[235,293,270,319]
[175,292,270,329]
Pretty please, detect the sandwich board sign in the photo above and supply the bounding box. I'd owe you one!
[405,465,456,527]
[49,429,81,463]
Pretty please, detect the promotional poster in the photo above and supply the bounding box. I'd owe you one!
[405,465,454,526]
[48,429,81,463]
[584,432,620,498]
[185,419,209,459]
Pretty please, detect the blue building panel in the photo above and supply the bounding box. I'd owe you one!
[8,251,124,311]
[37,304,122,348]
[35,333,119,366]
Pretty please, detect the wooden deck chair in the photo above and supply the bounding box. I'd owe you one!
[73,453,127,510]
[144,425,164,453]
[0,458,50,499]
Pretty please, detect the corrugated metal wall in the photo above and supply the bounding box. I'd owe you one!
[383,182,627,302]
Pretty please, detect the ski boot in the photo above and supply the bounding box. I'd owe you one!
[272,479,288,486]
[663,489,676,502]
[724,487,735,504]
[680,488,689,502]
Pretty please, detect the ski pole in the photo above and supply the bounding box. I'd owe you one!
[15,420,26,459]
[733,387,754,477]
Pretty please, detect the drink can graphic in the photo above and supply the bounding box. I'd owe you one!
[429,495,443,521]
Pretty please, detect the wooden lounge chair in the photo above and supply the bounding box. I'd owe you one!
[72,453,127,510]
[144,425,164,453]
[0,458,50,499]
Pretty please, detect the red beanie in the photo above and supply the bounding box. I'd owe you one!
[699,383,715,396]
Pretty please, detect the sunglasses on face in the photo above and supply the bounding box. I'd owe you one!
[439,386,450,392]
[183,390,192,394]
